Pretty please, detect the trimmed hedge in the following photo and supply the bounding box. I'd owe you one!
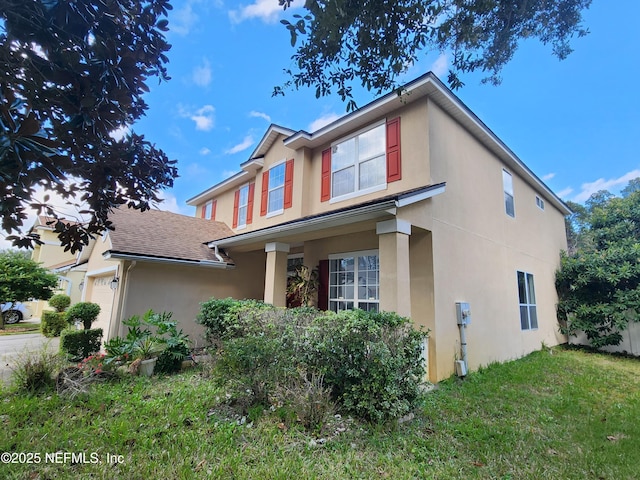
[48,294,70,313]
[60,328,103,360]
[41,311,67,338]
[197,298,428,423]
[66,302,100,330]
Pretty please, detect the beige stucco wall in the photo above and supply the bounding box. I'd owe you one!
[112,251,267,346]
[419,100,568,380]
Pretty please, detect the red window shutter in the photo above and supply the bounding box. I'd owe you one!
[386,117,402,182]
[284,159,294,209]
[246,183,255,224]
[200,204,206,218]
[211,200,217,221]
[317,260,329,311]
[232,190,240,228]
[260,171,269,216]
[321,148,331,202]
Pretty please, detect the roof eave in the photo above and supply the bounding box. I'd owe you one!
[103,251,234,269]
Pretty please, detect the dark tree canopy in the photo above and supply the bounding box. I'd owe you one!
[0,0,178,253]
[557,181,640,348]
[277,0,592,110]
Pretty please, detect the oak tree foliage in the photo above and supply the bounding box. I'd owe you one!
[0,0,178,253]
[276,0,592,110]
[557,181,640,348]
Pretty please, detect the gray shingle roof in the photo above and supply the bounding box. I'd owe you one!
[107,208,234,263]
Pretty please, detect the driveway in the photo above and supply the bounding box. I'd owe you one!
[0,321,60,385]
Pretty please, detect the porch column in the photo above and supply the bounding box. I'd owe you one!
[377,219,412,317]
[264,242,290,307]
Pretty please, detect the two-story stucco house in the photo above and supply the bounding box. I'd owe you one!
[81,72,569,382]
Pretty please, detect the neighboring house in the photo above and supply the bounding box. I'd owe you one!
[83,72,569,382]
[28,216,86,317]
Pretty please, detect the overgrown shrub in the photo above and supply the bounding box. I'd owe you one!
[48,294,71,312]
[10,346,63,394]
[200,298,428,424]
[60,328,103,361]
[41,311,67,337]
[66,302,100,330]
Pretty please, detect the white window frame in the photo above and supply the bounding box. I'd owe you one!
[236,184,249,229]
[536,195,545,211]
[328,249,379,313]
[503,169,515,217]
[330,121,387,204]
[267,161,286,218]
[203,200,213,219]
[517,271,538,330]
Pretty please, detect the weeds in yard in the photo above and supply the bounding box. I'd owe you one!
[9,344,64,394]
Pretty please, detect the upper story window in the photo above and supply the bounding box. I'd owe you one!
[332,123,386,199]
[536,195,545,210]
[261,159,294,217]
[268,162,285,215]
[321,118,401,204]
[201,200,216,220]
[237,185,249,227]
[503,169,515,217]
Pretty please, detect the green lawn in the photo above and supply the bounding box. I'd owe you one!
[1,346,638,479]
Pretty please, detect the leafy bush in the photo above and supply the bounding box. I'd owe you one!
[48,294,71,312]
[10,346,63,394]
[66,302,101,330]
[60,328,103,361]
[200,298,428,424]
[41,311,67,337]
[104,310,190,374]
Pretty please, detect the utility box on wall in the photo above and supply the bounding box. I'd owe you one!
[456,302,471,325]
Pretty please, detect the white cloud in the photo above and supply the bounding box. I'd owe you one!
[170,2,198,35]
[225,135,254,154]
[229,0,302,24]
[192,59,212,87]
[180,104,215,131]
[556,187,574,199]
[221,169,239,180]
[308,112,340,132]
[572,169,640,202]
[154,190,190,215]
[542,172,556,181]
[430,53,449,78]
[249,110,271,122]
[199,147,211,155]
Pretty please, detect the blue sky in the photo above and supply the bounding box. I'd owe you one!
[135,0,638,216]
[2,0,639,248]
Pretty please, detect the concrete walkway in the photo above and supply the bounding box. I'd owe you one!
[0,320,60,385]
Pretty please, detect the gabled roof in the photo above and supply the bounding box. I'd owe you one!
[30,215,79,233]
[103,208,234,266]
[186,124,296,206]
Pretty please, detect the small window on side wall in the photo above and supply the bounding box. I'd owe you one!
[536,196,545,210]
[517,271,537,330]
[503,169,515,217]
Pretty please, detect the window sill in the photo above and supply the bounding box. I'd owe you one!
[266,209,284,219]
[329,183,387,205]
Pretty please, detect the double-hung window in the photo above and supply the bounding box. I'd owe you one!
[237,185,249,228]
[268,163,285,215]
[332,123,386,199]
[329,250,379,312]
[503,169,515,217]
[517,271,538,330]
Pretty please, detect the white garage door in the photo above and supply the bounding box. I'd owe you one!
[88,276,115,335]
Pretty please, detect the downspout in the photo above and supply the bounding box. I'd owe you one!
[212,244,224,263]
[110,261,137,341]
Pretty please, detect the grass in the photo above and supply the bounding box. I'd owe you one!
[0,322,41,336]
[1,346,638,479]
